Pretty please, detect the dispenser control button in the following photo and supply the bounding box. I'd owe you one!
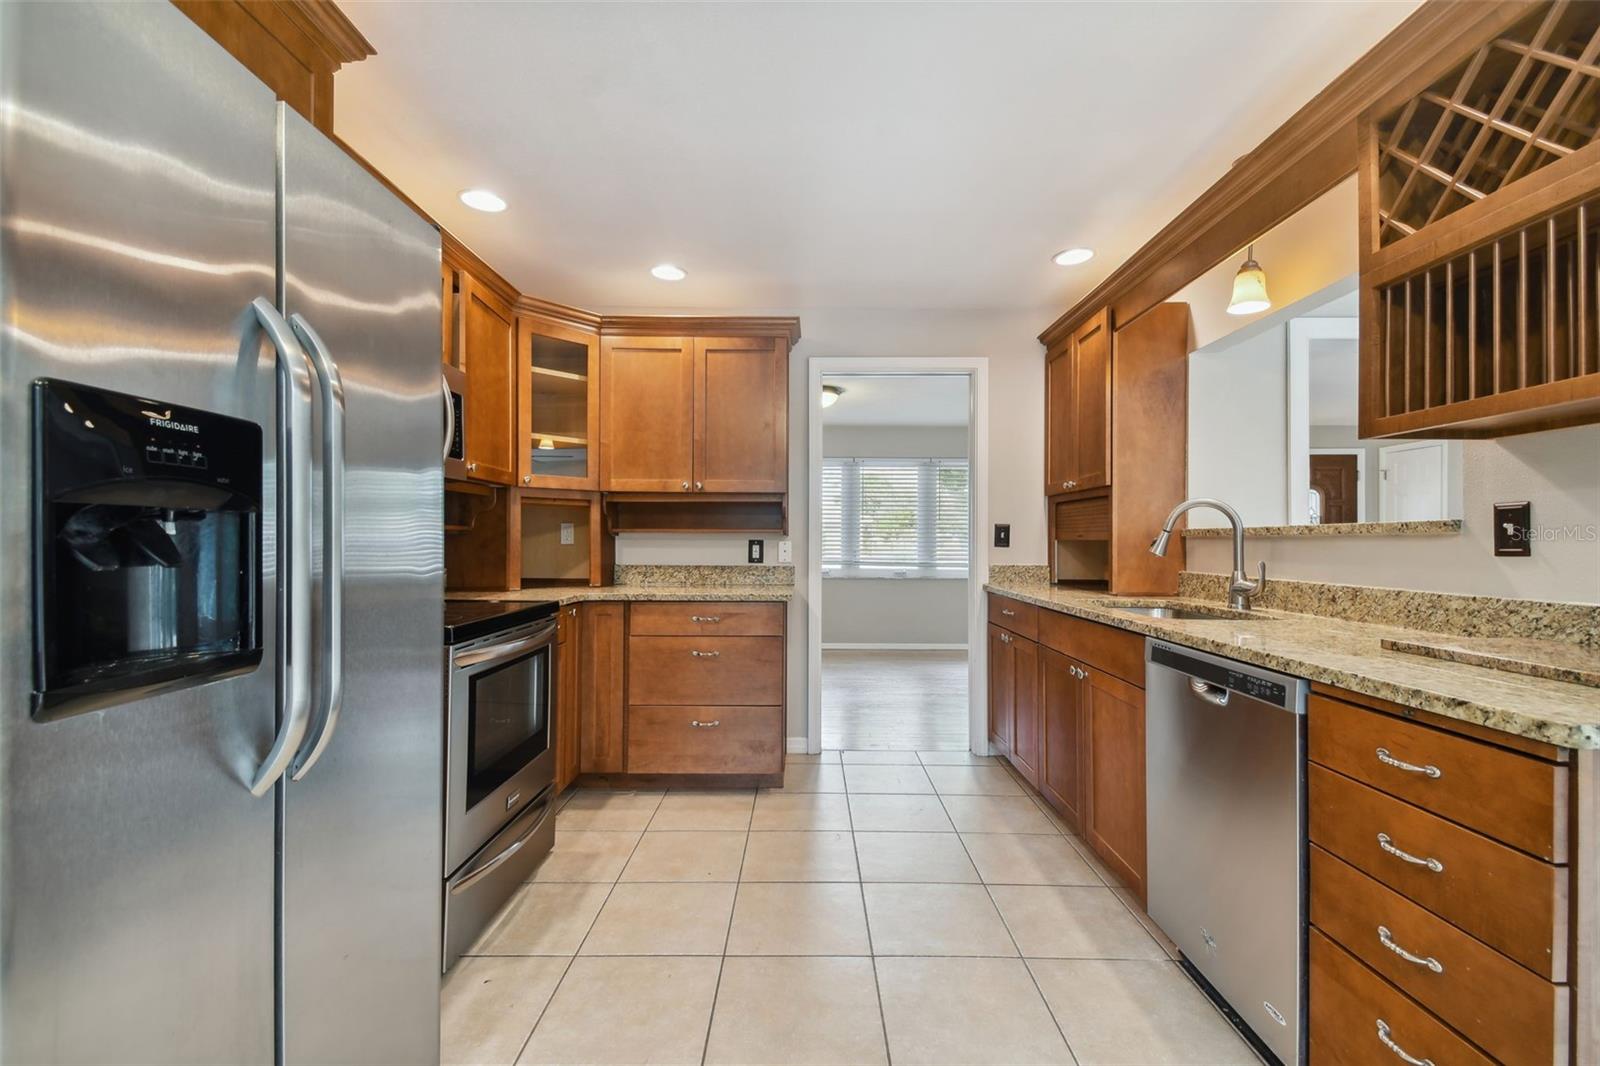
[144,445,160,463]
[159,447,176,464]
[192,453,208,469]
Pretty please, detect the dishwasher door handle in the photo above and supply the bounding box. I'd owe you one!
[1188,678,1231,707]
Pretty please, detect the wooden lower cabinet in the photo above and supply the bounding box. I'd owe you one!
[987,595,1146,899]
[627,705,782,775]
[1010,637,1041,786]
[987,623,1014,756]
[1039,648,1085,832]
[576,603,625,774]
[1081,665,1146,901]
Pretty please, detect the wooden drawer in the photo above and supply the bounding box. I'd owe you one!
[1309,693,1567,861]
[1309,764,1566,979]
[627,705,782,775]
[629,601,784,637]
[1310,846,1567,1064]
[1052,496,1110,540]
[1037,609,1143,689]
[627,636,783,706]
[1310,930,1494,1066]
[987,595,1038,640]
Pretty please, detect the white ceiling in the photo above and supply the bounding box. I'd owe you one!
[821,374,969,426]
[336,1,1419,313]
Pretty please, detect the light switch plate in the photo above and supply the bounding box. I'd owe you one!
[777,539,792,563]
[747,539,764,564]
[1494,501,1531,556]
[559,522,575,546]
[994,524,1011,548]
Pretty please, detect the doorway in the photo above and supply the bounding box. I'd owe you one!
[806,359,989,755]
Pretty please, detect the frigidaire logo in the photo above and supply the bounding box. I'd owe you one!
[148,417,199,434]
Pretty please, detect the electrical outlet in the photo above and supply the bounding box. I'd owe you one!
[994,524,1011,548]
[747,539,764,564]
[777,539,792,563]
[1493,501,1532,557]
[559,522,575,546]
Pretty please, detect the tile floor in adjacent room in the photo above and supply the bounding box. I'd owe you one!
[442,751,1260,1066]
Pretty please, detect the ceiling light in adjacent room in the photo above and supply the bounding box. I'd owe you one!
[1052,248,1094,266]
[650,263,687,281]
[458,189,507,213]
[1227,244,1271,315]
[820,385,845,408]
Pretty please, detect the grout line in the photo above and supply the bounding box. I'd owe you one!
[698,815,752,1066]
[845,751,895,1066]
[508,806,653,1065]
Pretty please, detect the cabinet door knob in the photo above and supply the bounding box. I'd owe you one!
[694,481,703,491]
[467,461,478,473]
[681,480,690,490]
[522,474,531,484]
[1066,479,1077,489]
[1060,481,1069,489]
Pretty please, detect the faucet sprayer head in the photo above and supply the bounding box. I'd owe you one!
[1149,529,1172,557]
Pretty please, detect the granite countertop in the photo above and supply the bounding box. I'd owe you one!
[453,584,793,605]
[984,577,1600,750]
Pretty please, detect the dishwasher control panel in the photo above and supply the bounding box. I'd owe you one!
[1150,642,1290,708]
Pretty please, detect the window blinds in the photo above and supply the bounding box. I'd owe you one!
[820,457,969,576]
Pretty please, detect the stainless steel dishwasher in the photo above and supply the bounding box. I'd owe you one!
[1145,639,1308,1066]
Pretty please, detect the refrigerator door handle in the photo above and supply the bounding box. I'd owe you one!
[288,312,345,781]
[249,297,315,796]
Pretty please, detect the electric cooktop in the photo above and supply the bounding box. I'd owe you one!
[442,599,560,645]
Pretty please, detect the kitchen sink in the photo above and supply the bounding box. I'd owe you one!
[1091,601,1264,621]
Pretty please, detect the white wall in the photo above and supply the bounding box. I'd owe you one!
[820,424,968,646]
[1187,323,1290,527]
[1187,424,1600,603]
[610,306,1050,737]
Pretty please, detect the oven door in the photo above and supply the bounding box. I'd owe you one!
[444,618,556,874]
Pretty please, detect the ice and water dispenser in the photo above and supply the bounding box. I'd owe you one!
[32,380,263,719]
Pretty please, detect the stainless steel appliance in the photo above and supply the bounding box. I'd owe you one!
[1,4,445,1062]
[443,600,560,969]
[1145,640,1308,1066]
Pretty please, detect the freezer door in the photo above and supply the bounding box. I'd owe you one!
[0,4,282,1063]
[278,108,446,1064]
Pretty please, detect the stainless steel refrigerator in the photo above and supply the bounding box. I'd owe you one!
[0,3,445,1062]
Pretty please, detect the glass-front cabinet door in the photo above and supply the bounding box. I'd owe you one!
[517,315,599,489]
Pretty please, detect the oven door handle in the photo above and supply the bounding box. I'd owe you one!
[454,622,557,669]
[449,792,553,895]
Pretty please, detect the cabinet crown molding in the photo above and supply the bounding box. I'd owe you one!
[279,0,374,65]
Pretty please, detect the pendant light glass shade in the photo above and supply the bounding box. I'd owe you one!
[1226,245,1271,316]
[820,384,845,408]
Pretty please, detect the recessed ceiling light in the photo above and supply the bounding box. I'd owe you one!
[651,263,687,281]
[459,189,507,213]
[1052,248,1094,267]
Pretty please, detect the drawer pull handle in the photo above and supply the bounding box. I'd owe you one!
[690,719,721,728]
[1377,926,1443,973]
[1000,608,1016,616]
[1377,832,1444,873]
[1375,1020,1434,1066]
[690,615,722,624]
[690,650,721,658]
[1376,747,1442,779]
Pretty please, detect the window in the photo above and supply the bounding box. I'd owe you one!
[821,457,969,577]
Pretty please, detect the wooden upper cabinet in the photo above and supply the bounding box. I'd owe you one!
[1044,308,1111,495]
[694,336,788,493]
[1044,341,1075,494]
[458,270,518,485]
[1071,312,1111,491]
[519,316,599,490]
[600,336,695,492]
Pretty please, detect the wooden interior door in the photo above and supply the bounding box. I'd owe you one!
[600,336,694,492]
[693,336,788,493]
[1044,341,1076,493]
[987,624,1014,755]
[1039,648,1085,832]
[1010,637,1042,785]
[1071,310,1112,492]
[578,603,626,773]
[458,271,517,484]
[1083,665,1146,901]
[1309,453,1359,524]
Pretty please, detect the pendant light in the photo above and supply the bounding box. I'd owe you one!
[820,384,845,408]
[1226,244,1271,316]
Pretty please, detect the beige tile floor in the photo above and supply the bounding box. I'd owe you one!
[442,750,1261,1066]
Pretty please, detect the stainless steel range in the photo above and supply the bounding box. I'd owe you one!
[442,599,560,969]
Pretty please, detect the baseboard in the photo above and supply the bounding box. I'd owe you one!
[821,642,968,651]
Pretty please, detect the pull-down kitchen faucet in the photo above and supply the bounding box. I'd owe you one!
[1149,497,1266,611]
